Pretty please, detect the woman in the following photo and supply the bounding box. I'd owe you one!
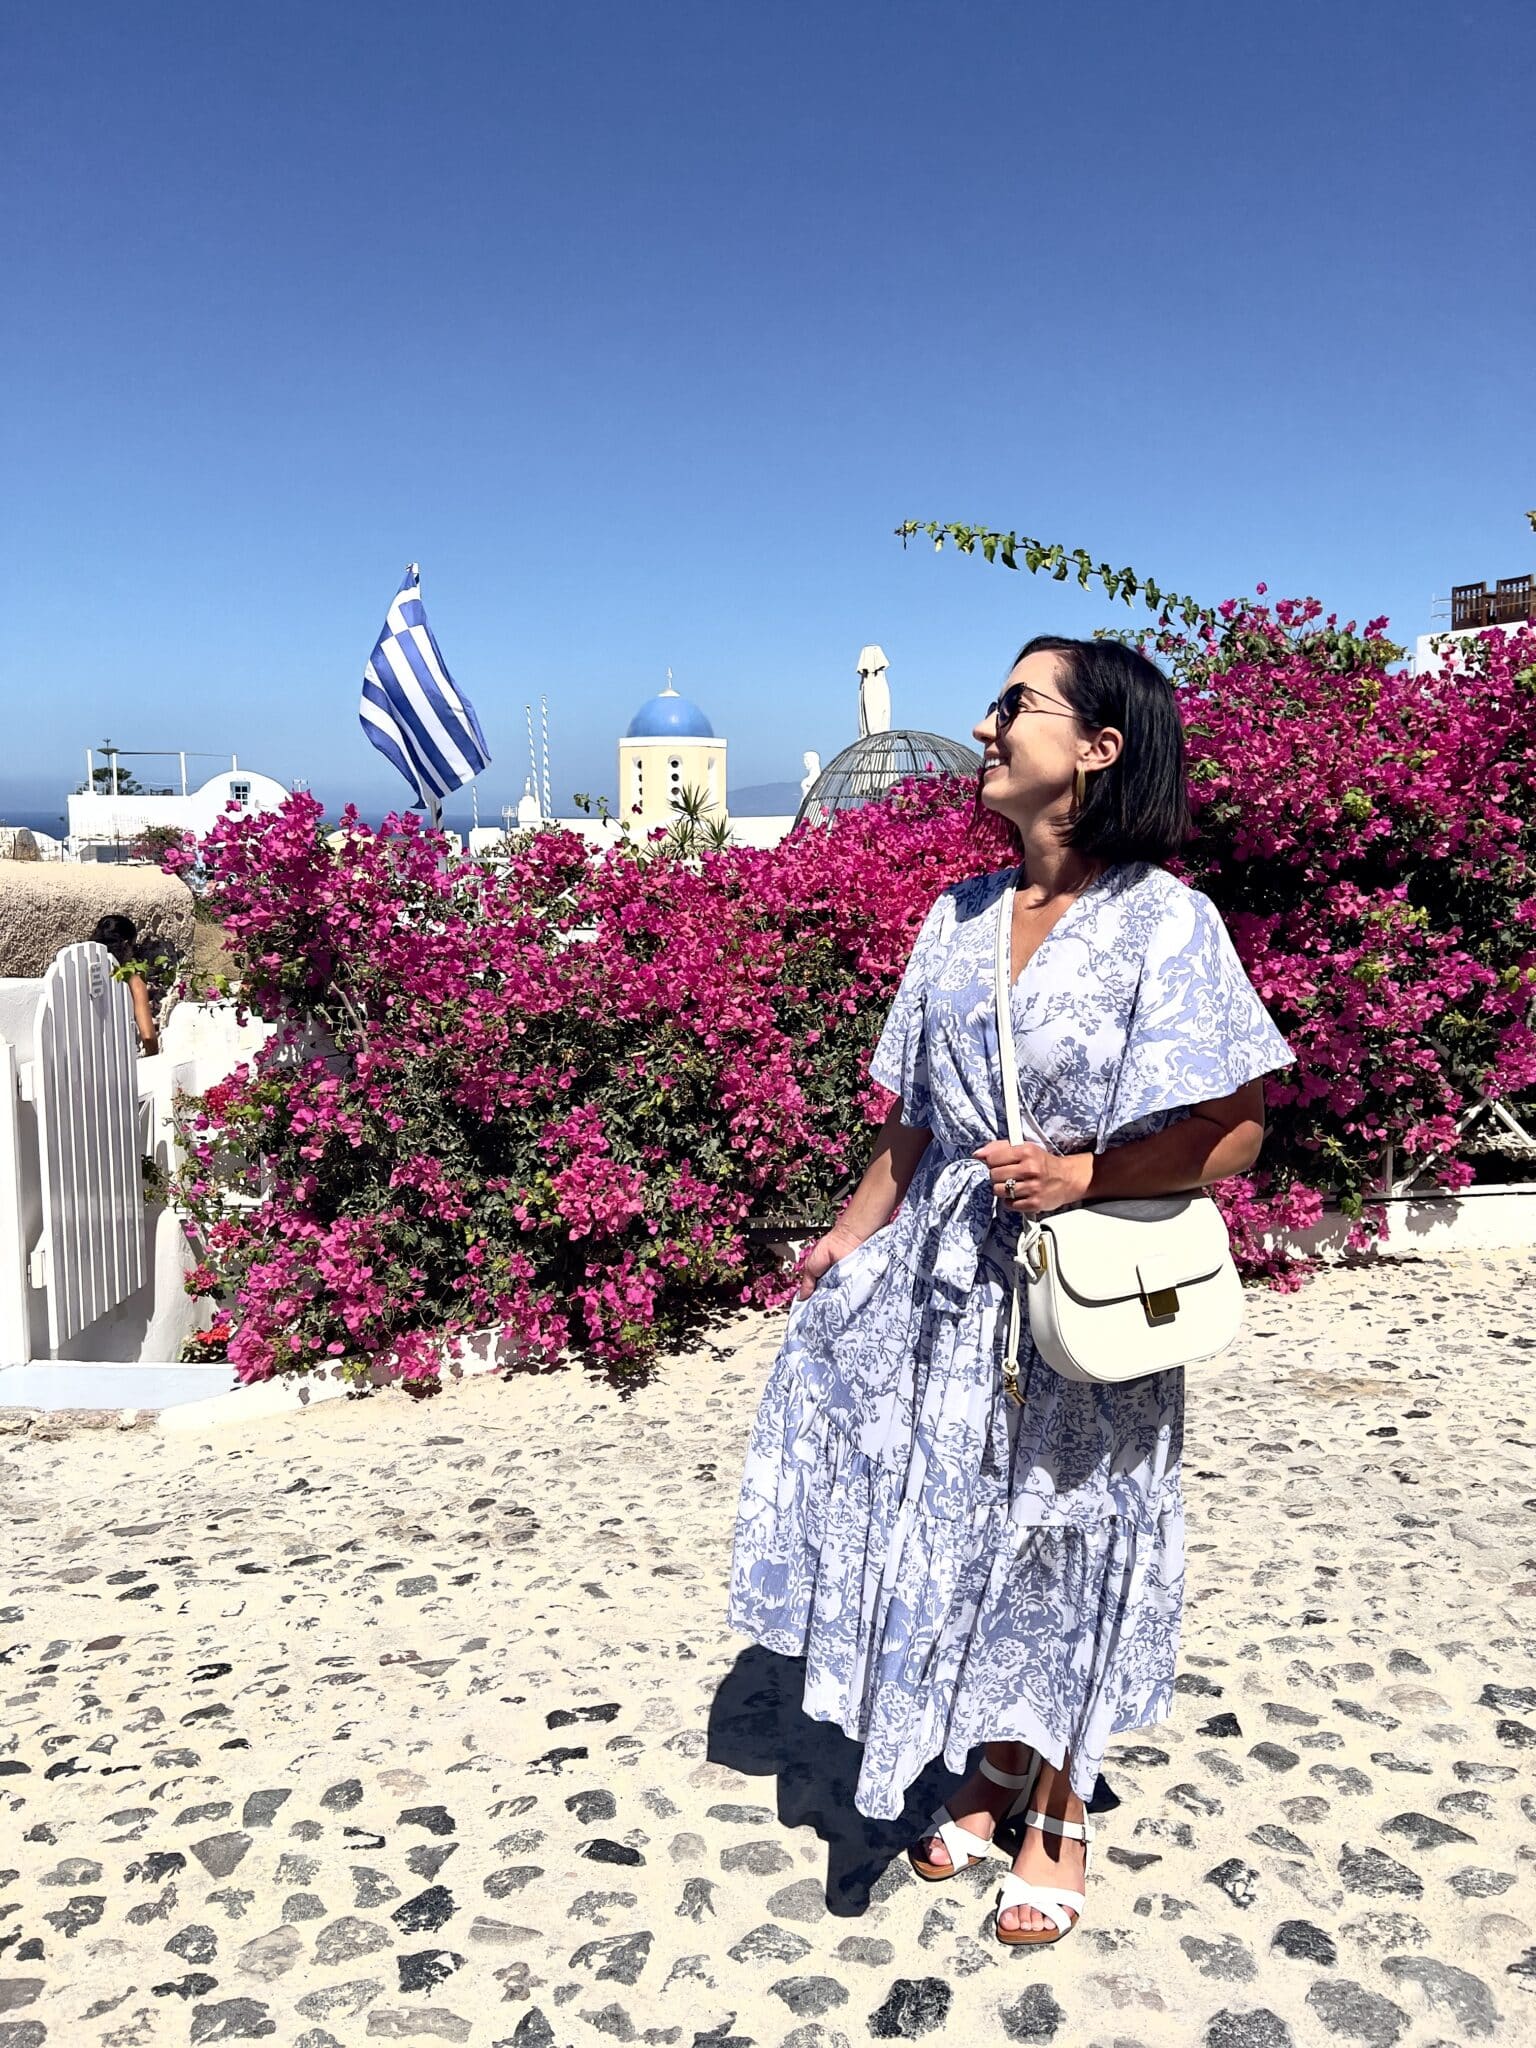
[729,634,1293,1945]
[91,915,160,1055]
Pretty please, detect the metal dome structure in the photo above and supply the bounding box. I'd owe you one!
[794,729,982,827]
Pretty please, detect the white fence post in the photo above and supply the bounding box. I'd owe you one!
[31,943,147,1355]
[0,1042,29,1360]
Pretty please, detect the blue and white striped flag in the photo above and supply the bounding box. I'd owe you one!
[359,563,490,812]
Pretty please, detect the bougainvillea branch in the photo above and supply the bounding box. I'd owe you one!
[895,519,1218,633]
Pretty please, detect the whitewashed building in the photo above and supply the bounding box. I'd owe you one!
[69,751,289,861]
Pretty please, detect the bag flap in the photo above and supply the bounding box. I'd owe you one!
[1043,1197,1229,1307]
[1136,1250,1210,1299]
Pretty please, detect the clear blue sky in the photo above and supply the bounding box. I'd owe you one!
[4,0,1532,823]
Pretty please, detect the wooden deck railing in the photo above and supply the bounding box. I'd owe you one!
[1451,575,1535,631]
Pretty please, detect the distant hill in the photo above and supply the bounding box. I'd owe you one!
[728,781,802,816]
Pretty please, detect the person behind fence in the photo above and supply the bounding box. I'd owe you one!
[90,915,160,1056]
[728,634,1294,1945]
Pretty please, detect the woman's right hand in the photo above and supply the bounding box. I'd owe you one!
[795,1222,867,1300]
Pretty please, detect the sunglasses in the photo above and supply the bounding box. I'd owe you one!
[983,681,1079,731]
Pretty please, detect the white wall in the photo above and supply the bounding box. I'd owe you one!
[469,812,796,858]
[724,816,796,849]
[1413,621,1526,675]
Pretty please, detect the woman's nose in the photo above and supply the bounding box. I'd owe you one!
[973,712,996,745]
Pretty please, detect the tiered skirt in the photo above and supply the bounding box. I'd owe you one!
[728,1230,1184,1820]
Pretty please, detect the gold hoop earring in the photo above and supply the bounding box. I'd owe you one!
[1073,765,1088,810]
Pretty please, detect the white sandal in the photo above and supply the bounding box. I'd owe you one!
[994,1803,1093,1945]
[907,1753,1042,1882]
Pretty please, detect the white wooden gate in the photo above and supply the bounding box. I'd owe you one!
[23,943,146,1353]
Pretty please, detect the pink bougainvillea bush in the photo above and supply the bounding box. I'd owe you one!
[168,602,1536,1382]
[1162,602,1536,1266]
[168,782,1013,1382]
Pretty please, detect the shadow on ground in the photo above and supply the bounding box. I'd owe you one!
[708,1644,1123,1919]
[707,1644,980,1916]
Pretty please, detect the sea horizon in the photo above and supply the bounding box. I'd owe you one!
[0,780,804,844]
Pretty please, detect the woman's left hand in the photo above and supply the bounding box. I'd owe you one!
[973,1141,1093,1215]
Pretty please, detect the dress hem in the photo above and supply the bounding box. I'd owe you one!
[728,1620,1177,1819]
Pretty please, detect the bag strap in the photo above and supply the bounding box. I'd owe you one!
[994,879,1045,1401]
[993,878,1024,1150]
[992,879,1055,1155]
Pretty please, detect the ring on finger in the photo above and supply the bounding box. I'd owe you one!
[1003,1177,1018,1200]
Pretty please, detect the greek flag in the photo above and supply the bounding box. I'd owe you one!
[359,564,490,811]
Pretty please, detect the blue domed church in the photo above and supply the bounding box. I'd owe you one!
[619,676,727,830]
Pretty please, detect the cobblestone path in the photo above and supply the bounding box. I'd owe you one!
[0,1251,1532,2045]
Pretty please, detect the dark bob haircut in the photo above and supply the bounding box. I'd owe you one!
[994,634,1193,865]
[91,915,140,963]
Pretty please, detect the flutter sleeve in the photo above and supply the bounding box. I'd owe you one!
[1097,886,1294,1147]
[869,887,955,1129]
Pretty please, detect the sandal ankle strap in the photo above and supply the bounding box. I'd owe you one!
[978,1754,1039,1791]
[1019,1807,1092,1844]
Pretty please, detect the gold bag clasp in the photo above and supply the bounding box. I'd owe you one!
[1142,1284,1180,1327]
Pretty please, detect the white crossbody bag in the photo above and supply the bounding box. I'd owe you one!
[993,882,1244,1396]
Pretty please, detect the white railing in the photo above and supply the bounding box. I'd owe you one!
[1383,1094,1536,1197]
[0,1038,29,1360]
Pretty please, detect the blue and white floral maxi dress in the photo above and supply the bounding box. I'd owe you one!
[728,861,1295,1820]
